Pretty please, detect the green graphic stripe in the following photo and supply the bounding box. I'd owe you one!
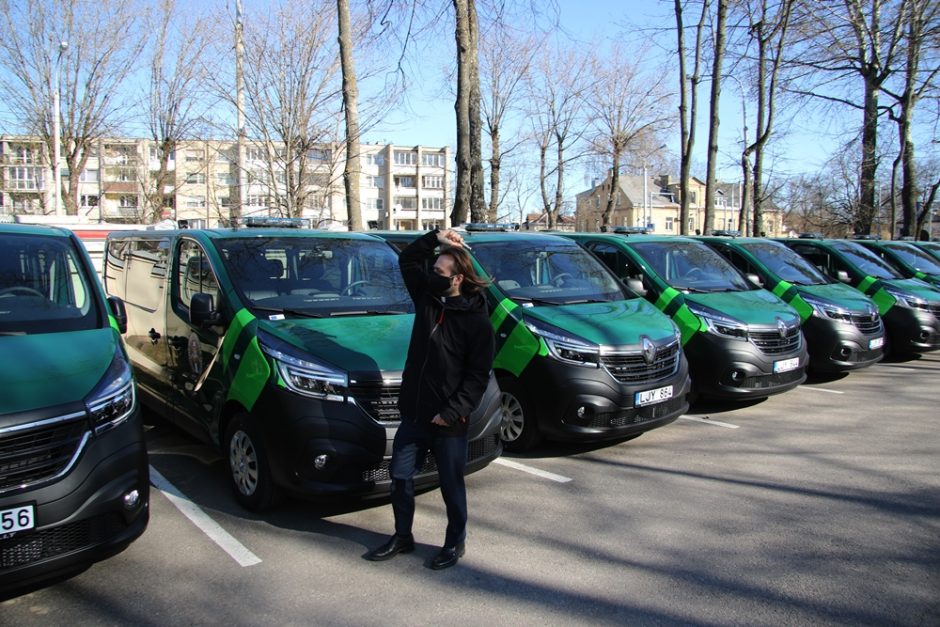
[857,276,896,315]
[108,314,119,333]
[915,271,926,279]
[222,308,256,373]
[226,336,271,412]
[772,280,813,322]
[493,316,541,377]
[655,287,705,346]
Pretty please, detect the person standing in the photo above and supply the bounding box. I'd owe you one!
[366,228,494,570]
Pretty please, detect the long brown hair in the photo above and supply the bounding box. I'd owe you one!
[439,246,490,295]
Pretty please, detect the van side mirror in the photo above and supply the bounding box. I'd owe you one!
[836,270,851,284]
[107,296,128,334]
[746,273,764,288]
[190,293,221,327]
[626,278,647,296]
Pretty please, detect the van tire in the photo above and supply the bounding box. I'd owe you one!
[225,413,280,511]
[498,377,540,452]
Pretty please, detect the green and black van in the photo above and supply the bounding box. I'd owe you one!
[104,222,502,511]
[0,224,148,595]
[701,236,885,372]
[375,230,691,451]
[777,237,940,355]
[854,239,940,289]
[566,234,808,400]
[912,240,940,264]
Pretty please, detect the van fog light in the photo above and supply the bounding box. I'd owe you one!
[728,370,745,385]
[123,489,140,510]
[314,454,330,470]
[577,406,586,418]
[839,346,852,358]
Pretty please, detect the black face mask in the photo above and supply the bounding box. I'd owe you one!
[429,273,454,296]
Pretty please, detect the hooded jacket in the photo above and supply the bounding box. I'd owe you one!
[397,230,495,435]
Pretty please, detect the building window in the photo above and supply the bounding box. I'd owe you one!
[119,195,138,208]
[79,169,99,183]
[366,153,384,166]
[421,197,443,210]
[185,195,206,208]
[246,146,264,161]
[149,147,175,161]
[367,175,384,188]
[665,217,674,232]
[689,191,697,205]
[308,148,331,162]
[394,150,417,166]
[80,194,98,207]
[421,153,444,167]
[246,194,267,207]
[395,176,415,188]
[219,196,231,207]
[394,197,416,210]
[422,175,443,189]
[688,217,695,232]
[186,173,206,184]
[184,150,204,162]
[216,172,235,186]
[9,167,43,190]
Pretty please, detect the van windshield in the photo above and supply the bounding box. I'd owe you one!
[831,241,904,280]
[0,232,101,335]
[884,243,940,274]
[471,239,626,304]
[738,240,831,285]
[215,237,414,317]
[630,240,752,292]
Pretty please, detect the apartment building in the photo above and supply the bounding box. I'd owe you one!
[0,135,450,230]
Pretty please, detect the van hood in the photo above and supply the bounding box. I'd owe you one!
[884,278,940,302]
[797,283,878,313]
[0,328,116,417]
[522,299,678,346]
[257,315,414,377]
[685,289,799,326]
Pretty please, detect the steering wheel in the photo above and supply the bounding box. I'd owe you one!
[685,268,704,281]
[0,286,44,298]
[551,273,573,287]
[341,280,371,295]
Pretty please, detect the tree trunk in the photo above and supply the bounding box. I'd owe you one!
[551,132,565,228]
[704,0,727,236]
[337,0,363,231]
[856,74,879,235]
[452,0,472,225]
[467,0,486,222]
[489,127,500,221]
[602,150,622,230]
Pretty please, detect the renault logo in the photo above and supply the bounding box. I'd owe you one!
[776,317,787,338]
[641,336,656,364]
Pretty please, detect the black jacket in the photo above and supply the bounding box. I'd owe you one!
[397,230,495,434]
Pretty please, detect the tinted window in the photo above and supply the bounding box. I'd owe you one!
[177,239,221,310]
[629,240,751,292]
[884,243,940,274]
[739,240,830,285]
[831,241,904,279]
[0,232,101,335]
[215,237,413,317]
[472,239,626,304]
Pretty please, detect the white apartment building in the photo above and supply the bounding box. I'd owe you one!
[0,136,450,230]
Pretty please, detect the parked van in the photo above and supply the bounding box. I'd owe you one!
[701,236,884,372]
[777,237,940,355]
[854,239,940,289]
[0,224,148,595]
[104,223,502,510]
[913,240,940,263]
[567,234,808,400]
[375,230,691,452]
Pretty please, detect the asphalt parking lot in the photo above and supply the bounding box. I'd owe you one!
[2,353,939,626]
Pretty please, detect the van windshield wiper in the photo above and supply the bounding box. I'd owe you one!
[329,310,408,317]
[560,298,611,305]
[251,305,325,318]
[511,296,563,306]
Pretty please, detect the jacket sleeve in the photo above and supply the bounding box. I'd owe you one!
[399,229,440,303]
[439,316,496,426]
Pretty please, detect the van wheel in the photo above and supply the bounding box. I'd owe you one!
[225,413,280,511]
[498,378,540,452]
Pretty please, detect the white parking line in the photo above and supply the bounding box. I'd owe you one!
[679,415,740,429]
[493,457,572,483]
[149,466,262,567]
[801,386,845,394]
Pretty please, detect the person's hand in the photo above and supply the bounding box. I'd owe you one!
[431,414,449,426]
[436,229,467,249]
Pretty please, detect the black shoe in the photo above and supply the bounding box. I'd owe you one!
[365,535,415,561]
[429,542,465,570]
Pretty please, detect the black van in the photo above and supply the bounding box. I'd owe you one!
[0,224,148,596]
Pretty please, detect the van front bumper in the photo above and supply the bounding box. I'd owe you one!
[802,316,884,372]
[0,410,149,596]
[883,307,940,354]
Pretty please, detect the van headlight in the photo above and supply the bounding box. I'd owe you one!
[686,303,748,340]
[260,339,347,401]
[884,289,928,310]
[801,295,854,322]
[524,318,600,367]
[86,348,136,435]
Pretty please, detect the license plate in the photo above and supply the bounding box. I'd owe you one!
[0,504,35,535]
[773,357,800,373]
[869,337,884,350]
[635,385,673,407]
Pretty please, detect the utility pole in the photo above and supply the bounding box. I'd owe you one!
[234,0,246,225]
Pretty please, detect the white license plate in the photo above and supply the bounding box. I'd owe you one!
[635,385,673,407]
[0,504,35,535]
[773,357,800,373]
[869,337,884,350]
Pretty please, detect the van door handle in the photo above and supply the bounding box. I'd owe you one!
[148,328,161,343]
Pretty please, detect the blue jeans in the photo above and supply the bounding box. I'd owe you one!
[390,419,468,548]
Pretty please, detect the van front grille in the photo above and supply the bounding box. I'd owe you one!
[749,326,802,355]
[349,383,401,424]
[0,415,89,494]
[600,341,681,384]
[0,513,125,569]
[849,313,882,335]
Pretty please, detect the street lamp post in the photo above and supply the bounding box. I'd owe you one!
[51,40,68,216]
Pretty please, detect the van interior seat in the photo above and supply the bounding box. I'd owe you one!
[291,253,335,294]
[240,256,285,301]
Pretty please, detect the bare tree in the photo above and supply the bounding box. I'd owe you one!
[453,0,486,224]
[338,0,363,231]
[0,0,148,215]
[143,0,217,224]
[585,44,673,230]
[703,0,728,234]
[674,0,712,234]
